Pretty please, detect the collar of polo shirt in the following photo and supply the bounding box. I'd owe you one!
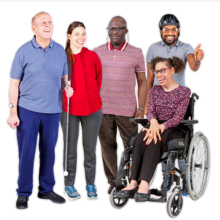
[108,41,127,51]
[31,35,54,49]
[160,40,180,47]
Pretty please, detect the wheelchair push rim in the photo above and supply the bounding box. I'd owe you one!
[186,132,210,200]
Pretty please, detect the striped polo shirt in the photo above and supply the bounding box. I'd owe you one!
[94,42,145,116]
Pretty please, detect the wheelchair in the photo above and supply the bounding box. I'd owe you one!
[110,93,210,218]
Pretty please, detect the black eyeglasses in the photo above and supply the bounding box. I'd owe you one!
[162,28,178,34]
[107,27,126,33]
[153,67,171,75]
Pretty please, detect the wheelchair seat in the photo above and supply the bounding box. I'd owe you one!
[166,138,185,151]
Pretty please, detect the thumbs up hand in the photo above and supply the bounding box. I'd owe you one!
[194,44,204,63]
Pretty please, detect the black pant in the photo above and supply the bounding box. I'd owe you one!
[130,127,185,183]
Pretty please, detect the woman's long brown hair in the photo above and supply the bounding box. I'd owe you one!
[65,21,85,63]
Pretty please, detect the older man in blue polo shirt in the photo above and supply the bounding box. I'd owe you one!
[144,14,204,196]
[7,12,73,209]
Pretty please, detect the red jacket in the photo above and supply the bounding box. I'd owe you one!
[62,47,102,116]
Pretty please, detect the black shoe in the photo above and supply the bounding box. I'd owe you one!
[16,195,28,209]
[116,188,136,198]
[134,191,151,202]
[38,191,66,204]
[108,184,115,194]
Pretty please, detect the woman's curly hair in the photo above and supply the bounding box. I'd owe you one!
[150,56,185,73]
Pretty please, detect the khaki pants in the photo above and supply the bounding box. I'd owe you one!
[99,114,138,184]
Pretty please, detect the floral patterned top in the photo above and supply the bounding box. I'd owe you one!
[147,85,191,129]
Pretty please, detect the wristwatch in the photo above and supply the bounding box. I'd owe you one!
[9,103,17,108]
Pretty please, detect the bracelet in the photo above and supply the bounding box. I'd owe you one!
[138,107,145,111]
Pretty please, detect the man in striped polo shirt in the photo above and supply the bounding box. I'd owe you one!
[94,16,147,194]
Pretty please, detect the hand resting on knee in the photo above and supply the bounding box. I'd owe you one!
[142,118,165,145]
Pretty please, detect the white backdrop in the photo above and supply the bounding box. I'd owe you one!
[0,2,218,220]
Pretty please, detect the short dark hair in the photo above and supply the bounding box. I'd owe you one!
[109,16,127,27]
[150,56,185,73]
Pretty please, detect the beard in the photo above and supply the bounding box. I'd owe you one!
[161,33,180,46]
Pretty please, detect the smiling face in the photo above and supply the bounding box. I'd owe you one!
[160,25,179,46]
[155,61,175,86]
[68,27,86,50]
[32,13,53,40]
[108,18,128,46]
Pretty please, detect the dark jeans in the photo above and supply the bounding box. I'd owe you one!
[99,114,138,184]
[130,127,185,183]
[17,106,60,197]
[60,109,102,186]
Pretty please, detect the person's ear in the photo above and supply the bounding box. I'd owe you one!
[67,34,71,40]
[32,25,36,33]
[171,67,175,75]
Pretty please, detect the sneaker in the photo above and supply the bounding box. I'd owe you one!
[182,178,189,197]
[16,195,28,209]
[161,175,172,192]
[64,185,81,201]
[38,191,65,204]
[86,184,98,199]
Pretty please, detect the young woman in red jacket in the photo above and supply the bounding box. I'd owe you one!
[61,21,102,200]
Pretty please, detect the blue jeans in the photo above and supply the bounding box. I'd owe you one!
[16,106,60,197]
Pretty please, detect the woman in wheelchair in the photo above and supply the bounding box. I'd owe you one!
[117,56,191,201]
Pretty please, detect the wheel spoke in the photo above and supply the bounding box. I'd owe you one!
[196,150,206,163]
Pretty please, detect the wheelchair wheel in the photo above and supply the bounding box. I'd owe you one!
[167,191,183,218]
[110,187,129,209]
[186,132,210,200]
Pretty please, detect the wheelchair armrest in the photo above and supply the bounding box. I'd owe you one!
[129,118,149,127]
[180,120,198,125]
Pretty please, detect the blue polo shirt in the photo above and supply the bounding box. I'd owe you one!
[10,36,68,113]
[146,40,194,86]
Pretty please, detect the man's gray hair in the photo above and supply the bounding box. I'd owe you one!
[31,12,50,26]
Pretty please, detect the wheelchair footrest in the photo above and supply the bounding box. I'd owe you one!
[144,188,166,203]
[150,189,164,197]
[146,197,167,203]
